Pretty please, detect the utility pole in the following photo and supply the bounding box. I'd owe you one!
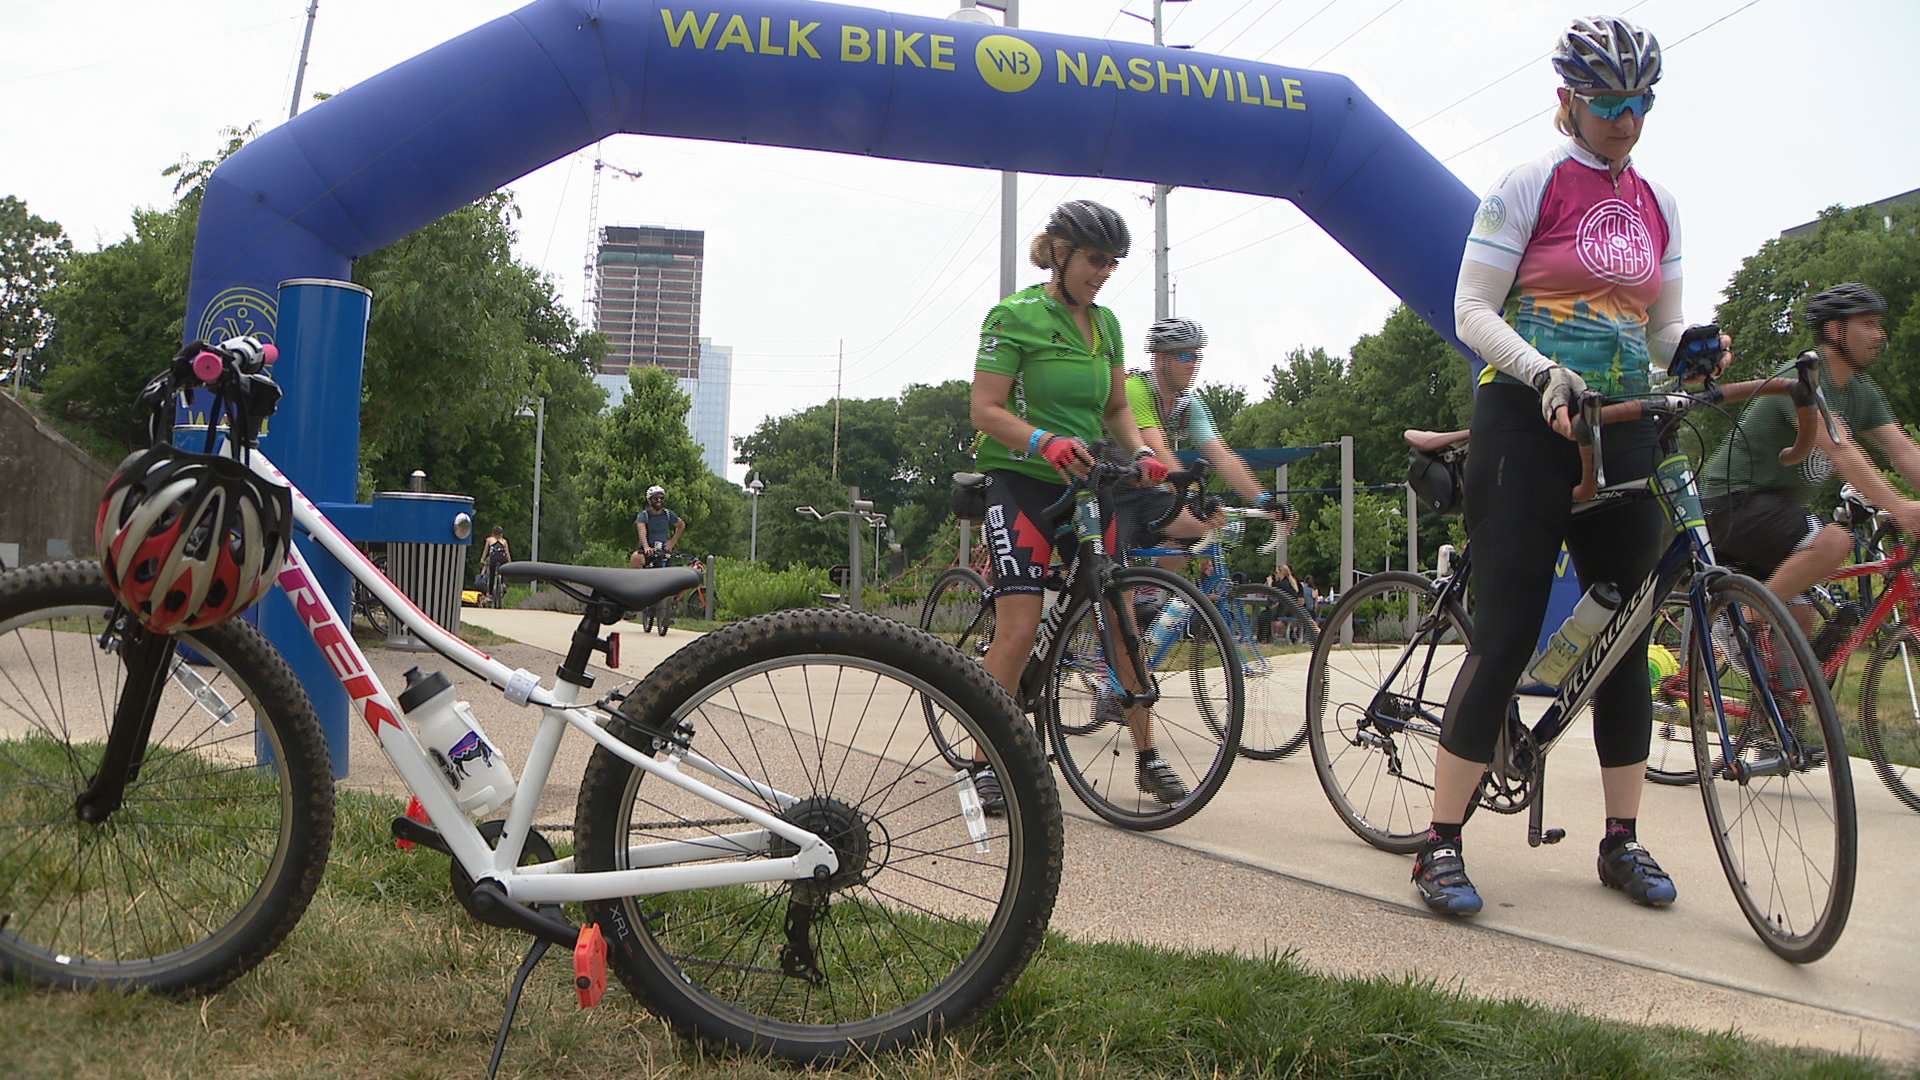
[951,0,1020,297]
[288,0,320,120]
[1127,0,1189,319]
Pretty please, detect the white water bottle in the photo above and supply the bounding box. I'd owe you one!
[399,667,517,818]
[1526,582,1622,688]
[1147,595,1192,653]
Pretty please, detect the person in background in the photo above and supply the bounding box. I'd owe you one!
[630,485,686,569]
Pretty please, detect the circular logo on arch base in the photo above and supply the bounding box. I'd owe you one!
[975,35,1041,93]
[197,287,279,348]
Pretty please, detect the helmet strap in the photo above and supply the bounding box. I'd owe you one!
[1051,243,1083,308]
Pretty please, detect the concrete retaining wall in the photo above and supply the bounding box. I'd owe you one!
[0,393,115,569]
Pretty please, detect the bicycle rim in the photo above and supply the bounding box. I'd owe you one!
[0,561,334,994]
[1859,626,1920,813]
[1306,572,1469,854]
[1689,573,1857,963]
[1043,567,1241,831]
[918,567,994,769]
[1224,584,1315,760]
[573,609,1060,1059]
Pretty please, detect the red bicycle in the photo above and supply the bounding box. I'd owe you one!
[1649,485,1920,812]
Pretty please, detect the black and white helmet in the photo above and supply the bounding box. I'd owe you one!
[1553,16,1661,93]
[1802,283,1888,329]
[1145,318,1207,353]
[1045,200,1132,258]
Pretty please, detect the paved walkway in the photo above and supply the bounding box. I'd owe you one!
[335,607,1918,1064]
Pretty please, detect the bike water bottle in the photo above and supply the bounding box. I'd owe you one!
[1147,595,1192,654]
[1526,582,1621,688]
[398,667,517,818]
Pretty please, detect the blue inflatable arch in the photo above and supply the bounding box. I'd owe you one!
[188,0,1478,358]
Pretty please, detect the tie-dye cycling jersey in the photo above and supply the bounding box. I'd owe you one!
[1463,140,1680,396]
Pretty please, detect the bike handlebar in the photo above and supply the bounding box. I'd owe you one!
[1574,353,1826,501]
[136,336,285,451]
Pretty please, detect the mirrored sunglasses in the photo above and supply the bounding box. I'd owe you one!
[1169,351,1201,364]
[1581,90,1654,120]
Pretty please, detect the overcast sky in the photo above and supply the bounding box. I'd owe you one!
[6,0,1916,484]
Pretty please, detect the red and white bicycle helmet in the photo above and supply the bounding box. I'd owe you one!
[95,445,294,633]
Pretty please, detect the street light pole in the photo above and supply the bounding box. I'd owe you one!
[747,476,765,562]
[530,397,545,564]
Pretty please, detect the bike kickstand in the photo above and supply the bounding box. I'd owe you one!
[486,936,550,1080]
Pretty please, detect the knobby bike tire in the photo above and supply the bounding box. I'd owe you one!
[1042,566,1242,831]
[572,609,1061,1060]
[1223,583,1317,760]
[1687,573,1856,963]
[657,597,673,635]
[1858,625,1920,813]
[0,560,335,995]
[919,566,995,770]
[1306,571,1473,855]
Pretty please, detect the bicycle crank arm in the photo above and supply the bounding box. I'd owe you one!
[465,878,582,950]
[1524,764,1564,847]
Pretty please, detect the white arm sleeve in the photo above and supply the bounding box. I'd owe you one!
[1454,258,1554,388]
[1645,281,1684,377]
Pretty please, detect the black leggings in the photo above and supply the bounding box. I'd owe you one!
[1441,382,1666,768]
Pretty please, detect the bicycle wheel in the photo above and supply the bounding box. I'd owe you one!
[352,581,392,636]
[1858,625,1920,813]
[919,567,995,770]
[1646,591,1699,785]
[1688,573,1856,963]
[639,603,655,633]
[572,609,1061,1060]
[1306,571,1471,854]
[0,560,334,994]
[1223,583,1316,760]
[1042,567,1242,830]
[656,596,673,635]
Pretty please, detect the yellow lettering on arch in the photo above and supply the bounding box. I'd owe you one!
[790,20,821,58]
[1057,50,1088,85]
[1193,66,1221,98]
[660,9,720,48]
[842,25,871,62]
[930,34,955,70]
[1283,77,1306,109]
[1157,61,1188,95]
[757,17,784,55]
[893,30,925,67]
[1093,54,1124,88]
[715,14,753,51]
[1126,57,1154,91]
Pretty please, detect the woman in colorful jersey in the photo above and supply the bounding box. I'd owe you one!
[1412,16,1728,916]
[967,199,1180,811]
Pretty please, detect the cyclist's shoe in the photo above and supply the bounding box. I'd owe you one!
[1412,843,1482,915]
[1598,841,1677,906]
[1093,691,1126,729]
[1136,754,1188,805]
[971,765,1006,817]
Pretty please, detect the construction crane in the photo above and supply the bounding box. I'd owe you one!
[581,145,644,318]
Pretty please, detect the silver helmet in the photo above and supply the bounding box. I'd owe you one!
[1553,16,1661,93]
[1145,317,1207,353]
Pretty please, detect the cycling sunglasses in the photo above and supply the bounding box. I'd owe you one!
[1579,90,1655,120]
[1167,351,1201,364]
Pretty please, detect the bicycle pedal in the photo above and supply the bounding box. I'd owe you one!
[393,796,434,851]
[574,924,608,1008]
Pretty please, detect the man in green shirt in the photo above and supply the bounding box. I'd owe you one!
[1701,283,1920,638]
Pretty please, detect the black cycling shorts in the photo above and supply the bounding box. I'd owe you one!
[1702,490,1821,580]
[980,469,1116,595]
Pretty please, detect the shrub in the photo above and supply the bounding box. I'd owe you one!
[713,557,833,619]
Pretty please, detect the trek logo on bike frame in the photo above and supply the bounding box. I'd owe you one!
[276,553,402,734]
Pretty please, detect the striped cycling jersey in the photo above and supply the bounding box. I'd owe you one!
[1464,140,1680,396]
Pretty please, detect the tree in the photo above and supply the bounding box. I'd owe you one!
[1717,201,1920,420]
[575,365,727,565]
[0,195,71,390]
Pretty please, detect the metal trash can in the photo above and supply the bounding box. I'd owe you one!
[373,491,473,650]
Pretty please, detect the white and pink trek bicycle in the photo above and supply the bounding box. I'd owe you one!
[0,338,1061,1068]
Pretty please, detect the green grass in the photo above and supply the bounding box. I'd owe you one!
[0,787,1909,1080]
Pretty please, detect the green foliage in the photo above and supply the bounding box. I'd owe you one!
[1717,202,1920,419]
[576,365,727,560]
[0,195,71,389]
[711,556,832,618]
[734,379,974,570]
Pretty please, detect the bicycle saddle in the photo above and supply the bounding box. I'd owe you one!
[497,561,701,613]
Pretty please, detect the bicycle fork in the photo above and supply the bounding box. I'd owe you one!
[75,615,173,823]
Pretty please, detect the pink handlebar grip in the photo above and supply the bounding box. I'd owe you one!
[259,342,278,364]
[192,352,225,382]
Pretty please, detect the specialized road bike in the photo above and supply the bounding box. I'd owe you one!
[0,339,1063,1069]
[1307,360,1857,962]
[920,452,1243,830]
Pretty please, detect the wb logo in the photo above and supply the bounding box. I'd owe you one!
[975,34,1040,93]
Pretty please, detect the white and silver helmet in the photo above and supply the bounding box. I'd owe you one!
[1145,317,1208,353]
[1553,16,1662,93]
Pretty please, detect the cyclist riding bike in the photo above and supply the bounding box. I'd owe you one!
[1415,15,1730,918]
[481,525,512,608]
[630,485,686,569]
[1700,283,1920,642]
[1113,317,1284,562]
[968,198,1175,814]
